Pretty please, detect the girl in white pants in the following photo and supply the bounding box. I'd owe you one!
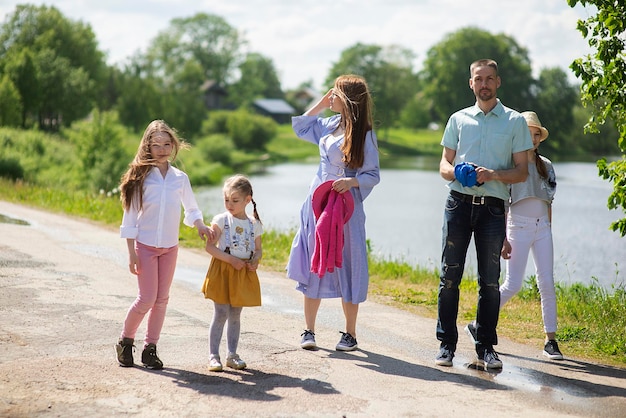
[500,111,563,360]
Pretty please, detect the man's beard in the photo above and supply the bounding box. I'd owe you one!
[478,89,495,101]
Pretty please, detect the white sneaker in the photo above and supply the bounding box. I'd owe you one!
[208,354,222,372]
[226,353,246,370]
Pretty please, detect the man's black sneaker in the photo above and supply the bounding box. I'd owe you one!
[141,343,164,370]
[435,344,455,366]
[115,337,135,367]
[464,321,477,346]
[477,347,503,370]
[543,340,564,360]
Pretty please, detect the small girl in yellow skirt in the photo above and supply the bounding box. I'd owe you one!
[202,174,263,371]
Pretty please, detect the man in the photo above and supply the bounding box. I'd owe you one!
[435,59,533,370]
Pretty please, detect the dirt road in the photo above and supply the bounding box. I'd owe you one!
[1,200,625,417]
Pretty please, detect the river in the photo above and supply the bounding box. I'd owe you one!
[196,161,625,289]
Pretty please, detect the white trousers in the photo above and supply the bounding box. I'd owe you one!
[500,213,557,333]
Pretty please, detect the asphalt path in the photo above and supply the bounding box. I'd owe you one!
[1,200,625,417]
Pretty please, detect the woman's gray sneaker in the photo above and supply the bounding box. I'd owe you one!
[300,329,317,350]
[335,331,358,351]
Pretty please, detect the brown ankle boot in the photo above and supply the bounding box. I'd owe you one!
[141,343,163,370]
[115,337,134,367]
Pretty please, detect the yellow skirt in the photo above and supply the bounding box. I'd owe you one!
[201,257,261,307]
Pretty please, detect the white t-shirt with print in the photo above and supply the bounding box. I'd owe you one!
[211,212,263,259]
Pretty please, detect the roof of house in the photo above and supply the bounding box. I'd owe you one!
[200,80,226,93]
[253,98,296,115]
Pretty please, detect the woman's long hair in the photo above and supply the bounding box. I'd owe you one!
[119,120,188,211]
[333,75,374,169]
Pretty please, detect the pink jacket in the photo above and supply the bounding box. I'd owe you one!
[311,190,347,277]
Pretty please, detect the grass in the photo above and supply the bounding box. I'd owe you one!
[267,124,444,168]
[1,178,625,368]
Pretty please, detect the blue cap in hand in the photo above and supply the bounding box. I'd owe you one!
[454,162,478,187]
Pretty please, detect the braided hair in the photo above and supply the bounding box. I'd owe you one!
[223,174,262,224]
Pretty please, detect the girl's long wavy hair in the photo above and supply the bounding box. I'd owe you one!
[333,74,374,169]
[119,120,189,211]
[224,174,262,224]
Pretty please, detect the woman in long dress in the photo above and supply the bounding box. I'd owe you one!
[287,74,380,352]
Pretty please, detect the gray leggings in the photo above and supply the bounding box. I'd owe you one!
[209,302,243,356]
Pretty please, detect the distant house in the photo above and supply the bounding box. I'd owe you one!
[290,87,321,113]
[252,98,296,124]
[200,80,228,110]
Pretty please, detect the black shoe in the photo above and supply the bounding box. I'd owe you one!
[141,343,164,370]
[477,347,503,369]
[335,331,358,351]
[300,329,317,350]
[115,337,135,367]
[543,340,564,360]
[435,344,455,366]
[464,321,477,346]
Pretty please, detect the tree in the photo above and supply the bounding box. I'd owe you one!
[532,67,579,155]
[137,13,244,136]
[146,13,243,85]
[3,49,39,127]
[227,52,284,108]
[0,75,22,126]
[399,92,432,130]
[115,61,163,133]
[326,43,418,136]
[0,5,106,129]
[420,27,534,122]
[569,0,626,236]
[570,103,620,156]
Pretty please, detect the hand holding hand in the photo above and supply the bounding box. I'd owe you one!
[501,239,512,259]
[195,221,215,243]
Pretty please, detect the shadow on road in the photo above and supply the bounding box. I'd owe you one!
[154,367,340,401]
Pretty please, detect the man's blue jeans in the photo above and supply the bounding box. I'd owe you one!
[436,192,506,352]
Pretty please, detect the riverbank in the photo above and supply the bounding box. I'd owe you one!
[2,200,626,417]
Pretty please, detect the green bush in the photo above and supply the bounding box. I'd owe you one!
[195,133,234,165]
[202,109,277,152]
[227,109,277,151]
[202,111,231,135]
[0,157,24,180]
[185,161,231,187]
[63,111,133,192]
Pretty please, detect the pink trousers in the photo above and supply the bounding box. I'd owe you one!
[121,242,178,345]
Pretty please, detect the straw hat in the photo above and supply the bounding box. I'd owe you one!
[312,180,354,223]
[521,111,549,141]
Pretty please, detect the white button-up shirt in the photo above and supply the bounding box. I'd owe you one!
[120,165,204,248]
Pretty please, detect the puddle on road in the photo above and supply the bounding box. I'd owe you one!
[464,359,596,410]
[0,214,29,226]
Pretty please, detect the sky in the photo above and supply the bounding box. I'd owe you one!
[0,0,596,91]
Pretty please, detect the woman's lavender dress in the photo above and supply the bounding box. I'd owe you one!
[286,114,380,304]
